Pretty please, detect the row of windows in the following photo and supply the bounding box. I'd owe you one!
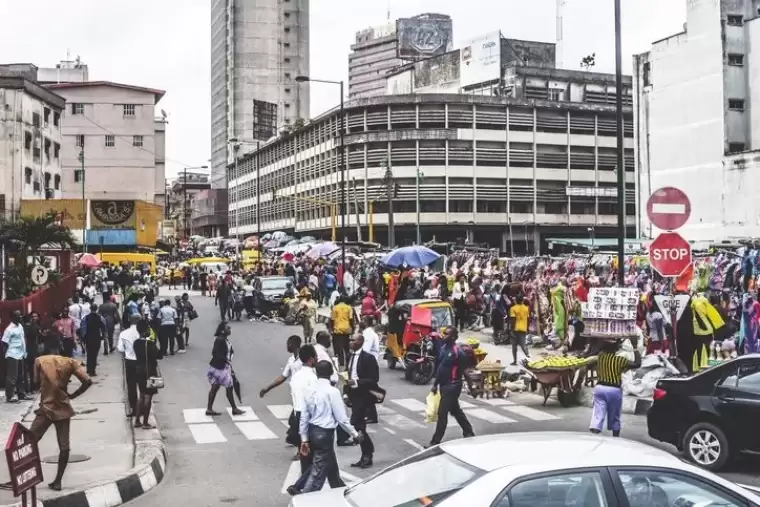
[24,168,61,191]
[23,132,60,160]
[74,135,144,148]
[31,108,61,128]
[70,103,138,117]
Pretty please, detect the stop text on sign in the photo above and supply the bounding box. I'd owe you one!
[651,248,690,261]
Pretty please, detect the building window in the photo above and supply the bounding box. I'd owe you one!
[283,42,291,48]
[123,104,136,117]
[728,142,746,153]
[643,62,651,87]
[284,27,290,33]
[285,72,292,79]
[728,15,744,26]
[24,167,32,184]
[285,87,291,93]
[32,112,41,128]
[284,57,291,63]
[72,103,84,115]
[75,135,85,148]
[24,132,32,150]
[105,135,115,147]
[728,53,744,66]
[74,169,83,183]
[53,111,60,127]
[54,142,60,158]
[54,174,61,190]
[44,172,51,189]
[728,98,745,111]
[43,108,50,126]
[133,135,144,147]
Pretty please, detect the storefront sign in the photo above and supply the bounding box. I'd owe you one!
[5,423,42,497]
[90,200,136,229]
[581,287,638,320]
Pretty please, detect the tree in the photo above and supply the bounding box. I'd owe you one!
[0,212,77,298]
[580,53,596,70]
[293,117,305,129]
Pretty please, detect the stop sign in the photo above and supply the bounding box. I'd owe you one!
[649,232,692,277]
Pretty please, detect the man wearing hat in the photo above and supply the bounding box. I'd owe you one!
[297,289,318,344]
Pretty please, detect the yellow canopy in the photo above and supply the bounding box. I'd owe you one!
[186,257,229,265]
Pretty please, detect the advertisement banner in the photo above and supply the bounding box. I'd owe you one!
[460,31,502,88]
[90,200,136,229]
[396,14,453,60]
[19,199,86,230]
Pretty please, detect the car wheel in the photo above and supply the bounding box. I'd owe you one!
[682,422,730,471]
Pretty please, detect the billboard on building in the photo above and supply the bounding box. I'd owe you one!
[460,31,502,88]
[396,13,453,60]
[253,100,277,140]
[19,199,86,230]
[90,200,136,229]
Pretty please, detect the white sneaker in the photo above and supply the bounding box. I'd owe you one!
[178,349,186,354]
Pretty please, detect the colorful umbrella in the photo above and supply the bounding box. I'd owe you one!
[381,246,441,269]
[306,242,339,259]
[78,253,102,268]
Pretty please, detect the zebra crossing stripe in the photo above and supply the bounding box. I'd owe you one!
[479,398,515,406]
[390,398,427,412]
[235,421,279,440]
[502,405,560,421]
[188,423,227,444]
[268,404,293,419]
[227,406,258,421]
[464,408,516,424]
[183,408,213,424]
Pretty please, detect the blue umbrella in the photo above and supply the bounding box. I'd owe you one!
[381,246,441,268]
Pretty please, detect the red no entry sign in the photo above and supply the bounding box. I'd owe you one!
[647,187,691,231]
[649,232,692,277]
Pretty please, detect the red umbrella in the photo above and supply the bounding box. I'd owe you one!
[281,252,294,262]
[78,253,102,268]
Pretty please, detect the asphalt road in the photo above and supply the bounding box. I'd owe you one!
[127,291,760,507]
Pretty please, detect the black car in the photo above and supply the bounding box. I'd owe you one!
[253,276,294,313]
[648,353,760,471]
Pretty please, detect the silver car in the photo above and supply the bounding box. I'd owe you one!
[289,431,760,507]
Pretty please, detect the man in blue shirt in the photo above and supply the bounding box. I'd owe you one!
[2,310,28,403]
[428,326,474,447]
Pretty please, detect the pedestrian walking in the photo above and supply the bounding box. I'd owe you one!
[157,299,180,357]
[98,295,120,354]
[82,304,105,376]
[205,322,245,417]
[118,314,142,418]
[589,337,642,437]
[133,319,160,429]
[289,360,361,495]
[297,290,318,344]
[53,308,77,358]
[329,296,354,368]
[2,310,28,403]
[509,295,531,365]
[346,333,379,469]
[23,312,42,393]
[288,345,317,469]
[259,335,303,446]
[427,326,474,447]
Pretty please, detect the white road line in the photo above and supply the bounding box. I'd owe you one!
[478,398,515,406]
[279,420,290,428]
[503,405,560,421]
[382,413,425,430]
[235,422,279,440]
[227,406,258,421]
[458,400,477,409]
[404,439,425,451]
[390,398,427,412]
[183,408,213,424]
[268,404,293,419]
[281,461,301,494]
[366,427,377,434]
[188,423,227,444]
[383,427,397,435]
[465,408,517,424]
[375,405,397,416]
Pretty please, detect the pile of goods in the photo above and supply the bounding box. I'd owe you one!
[464,338,487,362]
[523,355,589,371]
[476,359,504,372]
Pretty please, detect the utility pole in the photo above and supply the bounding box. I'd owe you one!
[233,143,241,259]
[614,0,625,287]
[256,141,261,256]
[79,148,86,252]
[352,178,362,241]
[183,167,188,240]
[382,158,395,248]
[415,167,424,245]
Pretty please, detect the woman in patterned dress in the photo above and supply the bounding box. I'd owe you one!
[205,322,245,417]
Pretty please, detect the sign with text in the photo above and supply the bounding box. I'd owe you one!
[654,294,691,322]
[4,423,42,496]
[581,287,638,320]
[90,200,136,229]
[460,31,502,87]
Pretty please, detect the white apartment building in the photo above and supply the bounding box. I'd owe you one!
[634,0,760,241]
[43,81,166,205]
[0,73,66,218]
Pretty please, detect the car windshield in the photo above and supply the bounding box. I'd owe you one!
[430,306,453,329]
[261,278,290,291]
[344,447,483,507]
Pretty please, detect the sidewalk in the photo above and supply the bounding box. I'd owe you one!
[0,351,166,507]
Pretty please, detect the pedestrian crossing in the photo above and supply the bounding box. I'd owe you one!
[180,393,565,445]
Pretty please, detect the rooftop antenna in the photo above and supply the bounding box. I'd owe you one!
[387,0,391,20]
[556,0,567,69]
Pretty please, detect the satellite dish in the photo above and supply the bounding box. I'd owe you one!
[160,109,168,119]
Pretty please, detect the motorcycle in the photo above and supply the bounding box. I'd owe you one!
[403,332,439,385]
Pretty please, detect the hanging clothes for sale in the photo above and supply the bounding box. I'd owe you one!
[549,281,567,340]
[676,295,726,373]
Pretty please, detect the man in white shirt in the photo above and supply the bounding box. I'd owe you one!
[359,319,381,360]
[313,332,339,384]
[289,345,317,474]
[290,360,360,495]
[259,336,303,445]
[117,314,141,418]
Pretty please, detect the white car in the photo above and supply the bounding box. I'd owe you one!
[289,432,760,507]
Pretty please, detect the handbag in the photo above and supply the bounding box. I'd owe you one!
[188,306,199,321]
[144,340,165,390]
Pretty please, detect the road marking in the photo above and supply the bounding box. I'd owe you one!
[235,422,278,440]
[465,408,517,424]
[503,405,560,421]
[382,413,424,430]
[227,406,258,421]
[281,461,301,494]
[383,427,397,435]
[366,427,377,434]
[280,420,290,428]
[375,405,397,416]
[268,404,293,419]
[183,408,212,424]
[188,423,227,444]
[458,400,477,409]
[391,398,427,412]
[404,439,425,451]
[478,398,515,406]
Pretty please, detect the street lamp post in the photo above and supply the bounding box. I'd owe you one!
[614,0,625,287]
[296,75,347,285]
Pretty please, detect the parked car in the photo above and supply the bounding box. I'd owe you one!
[648,353,760,471]
[289,431,760,507]
[253,275,294,313]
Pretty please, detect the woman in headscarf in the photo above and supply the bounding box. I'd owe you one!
[206,322,245,416]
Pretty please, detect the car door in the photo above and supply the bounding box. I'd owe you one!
[609,467,757,507]
[713,359,760,452]
[487,468,620,507]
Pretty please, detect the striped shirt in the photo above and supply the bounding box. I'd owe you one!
[596,352,628,387]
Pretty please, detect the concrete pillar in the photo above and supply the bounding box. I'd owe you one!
[532,226,541,255]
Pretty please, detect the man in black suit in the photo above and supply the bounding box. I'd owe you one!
[346,333,378,469]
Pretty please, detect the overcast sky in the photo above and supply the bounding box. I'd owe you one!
[3,0,686,178]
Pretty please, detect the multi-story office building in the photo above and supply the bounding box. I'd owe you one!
[349,13,453,100]
[0,66,66,218]
[210,0,310,190]
[634,0,760,241]
[166,172,212,239]
[227,91,636,253]
[37,58,89,84]
[43,81,167,205]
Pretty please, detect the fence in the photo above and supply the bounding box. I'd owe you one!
[0,271,79,328]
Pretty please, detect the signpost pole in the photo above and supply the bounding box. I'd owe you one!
[669,279,678,357]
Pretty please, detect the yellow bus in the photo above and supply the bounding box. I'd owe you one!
[96,253,157,273]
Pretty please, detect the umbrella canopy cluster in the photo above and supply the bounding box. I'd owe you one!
[380,246,440,269]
